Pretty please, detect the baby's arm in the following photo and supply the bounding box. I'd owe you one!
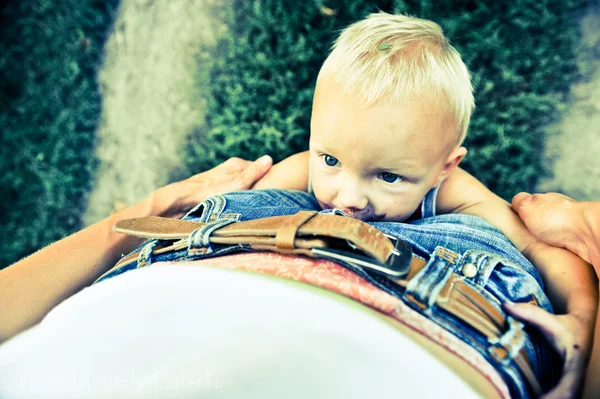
[438,167,597,396]
[251,151,310,191]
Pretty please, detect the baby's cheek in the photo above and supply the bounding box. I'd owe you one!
[379,198,418,222]
[310,185,331,209]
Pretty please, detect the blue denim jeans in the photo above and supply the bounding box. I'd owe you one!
[96,189,559,398]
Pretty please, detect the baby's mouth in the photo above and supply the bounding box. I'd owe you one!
[319,202,384,221]
[345,209,385,221]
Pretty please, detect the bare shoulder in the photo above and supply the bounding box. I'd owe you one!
[251,151,309,191]
[436,167,502,215]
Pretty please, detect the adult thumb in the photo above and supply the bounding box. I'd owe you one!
[511,192,532,212]
[239,155,272,187]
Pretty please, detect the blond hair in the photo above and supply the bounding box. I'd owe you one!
[323,12,474,144]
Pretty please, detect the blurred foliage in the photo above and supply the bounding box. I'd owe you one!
[0,0,120,268]
[181,0,589,200]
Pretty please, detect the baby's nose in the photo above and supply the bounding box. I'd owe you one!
[334,189,368,212]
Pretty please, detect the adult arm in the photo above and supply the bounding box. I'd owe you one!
[0,156,272,343]
[512,192,600,399]
[437,168,598,398]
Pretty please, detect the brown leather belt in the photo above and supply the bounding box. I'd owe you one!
[101,211,543,396]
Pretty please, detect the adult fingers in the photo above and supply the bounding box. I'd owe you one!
[542,367,580,399]
[543,330,586,399]
[219,156,252,172]
[503,302,566,356]
[158,156,270,216]
[231,155,273,190]
[505,303,585,398]
[202,156,272,184]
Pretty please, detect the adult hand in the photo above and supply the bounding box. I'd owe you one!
[504,302,592,398]
[512,192,591,264]
[150,155,273,219]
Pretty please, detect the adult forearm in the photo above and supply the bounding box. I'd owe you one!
[0,197,153,343]
[0,156,274,343]
[525,242,598,317]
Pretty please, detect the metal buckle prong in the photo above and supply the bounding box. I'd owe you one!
[383,233,397,240]
[383,233,403,257]
[311,247,406,277]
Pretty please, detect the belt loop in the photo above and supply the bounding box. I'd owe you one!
[188,218,237,255]
[488,316,527,365]
[183,195,227,222]
[137,240,159,268]
[403,246,460,314]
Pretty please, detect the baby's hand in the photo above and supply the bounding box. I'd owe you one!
[504,301,593,398]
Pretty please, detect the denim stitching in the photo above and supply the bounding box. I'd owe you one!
[220,212,241,222]
[201,195,226,223]
[188,218,237,255]
[137,240,159,268]
[488,317,527,365]
[404,246,458,312]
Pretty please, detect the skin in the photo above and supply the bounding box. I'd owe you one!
[512,192,600,269]
[254,68,467,218]
[0,156,273,343]
[0,91,595,397]
[308,71,466,221]
[255,67,598,398]
[512,192,600,399]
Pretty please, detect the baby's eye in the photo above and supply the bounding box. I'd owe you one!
[322,154,340,167]
[378,172,403,183]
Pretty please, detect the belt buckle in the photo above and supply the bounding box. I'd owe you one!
[310,234,412,278]
[382,233,413,278]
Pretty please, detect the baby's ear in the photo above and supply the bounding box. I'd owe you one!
[435,146,467,186]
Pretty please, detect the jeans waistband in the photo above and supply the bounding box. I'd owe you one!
[97,190,560,397]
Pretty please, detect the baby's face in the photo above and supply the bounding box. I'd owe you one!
[309,75,458,222]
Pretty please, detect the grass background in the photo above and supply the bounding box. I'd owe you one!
[0,0,591,268]
[0,0,121,268]
[180,0,589,197]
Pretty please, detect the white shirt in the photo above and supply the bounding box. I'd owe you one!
[0,264,476,398]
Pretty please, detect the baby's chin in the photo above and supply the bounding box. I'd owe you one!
[355,212,410,223]
[317,203,409,223]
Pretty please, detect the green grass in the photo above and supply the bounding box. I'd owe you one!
[180,0,589,200]
[0,0,120,268]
